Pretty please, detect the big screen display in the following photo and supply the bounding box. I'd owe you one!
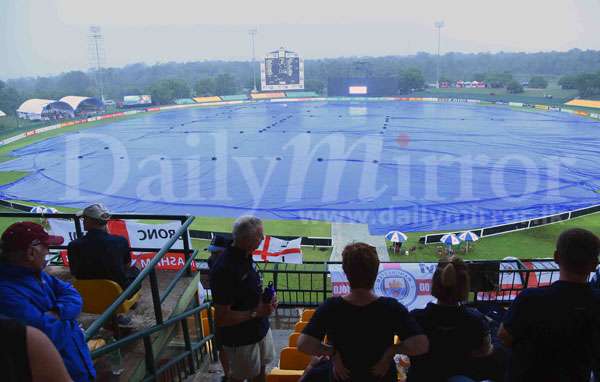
[260,47,304,91]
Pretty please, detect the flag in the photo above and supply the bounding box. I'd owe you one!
[253,236,303,264]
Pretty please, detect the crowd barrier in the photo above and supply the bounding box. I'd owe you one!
[199,258,569,308]
[420,204,600,244]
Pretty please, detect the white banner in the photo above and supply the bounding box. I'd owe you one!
[48,219,79,243]
[329,263,437,311]
[48,219,189,250]
[125,220,188,250]
[48,219,193,270]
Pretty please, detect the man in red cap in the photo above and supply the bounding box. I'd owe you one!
[0,222,96,382]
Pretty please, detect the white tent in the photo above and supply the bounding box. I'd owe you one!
[16,99,74,121]
[0,110,6,117]
[59,96,104,115]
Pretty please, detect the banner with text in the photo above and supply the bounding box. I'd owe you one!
[329,262,437,310]
[48,218,193,270]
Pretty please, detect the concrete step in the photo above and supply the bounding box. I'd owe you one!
[330,223,389,262]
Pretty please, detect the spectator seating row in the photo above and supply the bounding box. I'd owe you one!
[267,308,316,382]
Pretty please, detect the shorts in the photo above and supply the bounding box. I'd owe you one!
[223,329,275,380]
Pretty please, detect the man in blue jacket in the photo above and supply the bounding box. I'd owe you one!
[0,222,96,382]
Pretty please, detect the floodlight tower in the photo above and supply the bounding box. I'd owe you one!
[88,25,106,101]
[434,20,445,88]
[249,29,258,92]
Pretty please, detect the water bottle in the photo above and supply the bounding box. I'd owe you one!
[262,281,276,303]
[107,337,124,375]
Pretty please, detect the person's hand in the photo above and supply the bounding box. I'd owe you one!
[371,347,395,378]
[332,351,350,381]
[255,301,275,317]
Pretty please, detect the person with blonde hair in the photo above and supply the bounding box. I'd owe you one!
[407,256,497,382]
[297,242,428,382]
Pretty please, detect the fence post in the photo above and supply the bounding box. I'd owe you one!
[322,261,328,302]
[149,269,164,324]
[143,336,156,379]
[74,216,84,239]
[273,263,279,292]
[181,318,196,374]
[182,216,193,277]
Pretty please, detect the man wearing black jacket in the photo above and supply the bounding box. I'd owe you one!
[67,204,140,293]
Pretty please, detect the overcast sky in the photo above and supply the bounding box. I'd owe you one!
[1,0,600,79]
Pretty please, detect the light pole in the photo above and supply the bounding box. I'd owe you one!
[434,21,445,88]
[249,29,258,92]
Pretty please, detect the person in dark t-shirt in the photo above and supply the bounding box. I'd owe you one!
[297,242,428,382]
[210,216,277,382]
[408,256,503,382]
[498,228,600,382]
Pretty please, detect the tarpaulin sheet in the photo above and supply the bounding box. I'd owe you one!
[0,101,599,234]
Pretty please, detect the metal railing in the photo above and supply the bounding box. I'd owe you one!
[200,258,561,307]
[0,211,217,381]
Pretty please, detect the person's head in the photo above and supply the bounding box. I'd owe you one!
[207,235,231,257]
[431,256,470,305]
[342,242,379,290]
[0,222,64,272]
[78,204,110,231]
[232,216,264,253]
[554,228,600,279]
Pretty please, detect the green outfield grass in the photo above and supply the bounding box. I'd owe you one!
[387,212,600,262]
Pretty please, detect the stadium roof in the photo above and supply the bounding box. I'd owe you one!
[0,110,6,117]
[59,96,103,112]
[17,99,58,115]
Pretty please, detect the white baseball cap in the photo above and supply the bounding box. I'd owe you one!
[77,203,111,222]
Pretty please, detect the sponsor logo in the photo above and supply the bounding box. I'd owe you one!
[374,269,418,306]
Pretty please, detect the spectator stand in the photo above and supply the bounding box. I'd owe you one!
[0,211,216,382]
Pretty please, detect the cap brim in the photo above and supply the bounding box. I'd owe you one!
[207,245,225,252]
[44,235,65,246]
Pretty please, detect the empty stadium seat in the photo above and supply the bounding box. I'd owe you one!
[300,309,315,322]
[288,332,300,347]
[279,346,312,370]
[73,279,140,338]
[266,368,303,382]
[294,321,308,333]
[200,306,215,320]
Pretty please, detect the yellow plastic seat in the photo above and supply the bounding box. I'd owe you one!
[73,279,140,315]
[73,279,141,339]
[267,368,303,382]
[279,347,312,370]
[288,332,300,347]
[87,338,106,352]
[200,306,215,320]
[293,321,308,333]
[300,309,315,322]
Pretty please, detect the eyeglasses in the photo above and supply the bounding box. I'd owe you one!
[30,239,47,249]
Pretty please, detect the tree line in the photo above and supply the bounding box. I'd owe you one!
[1,49,600,114]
